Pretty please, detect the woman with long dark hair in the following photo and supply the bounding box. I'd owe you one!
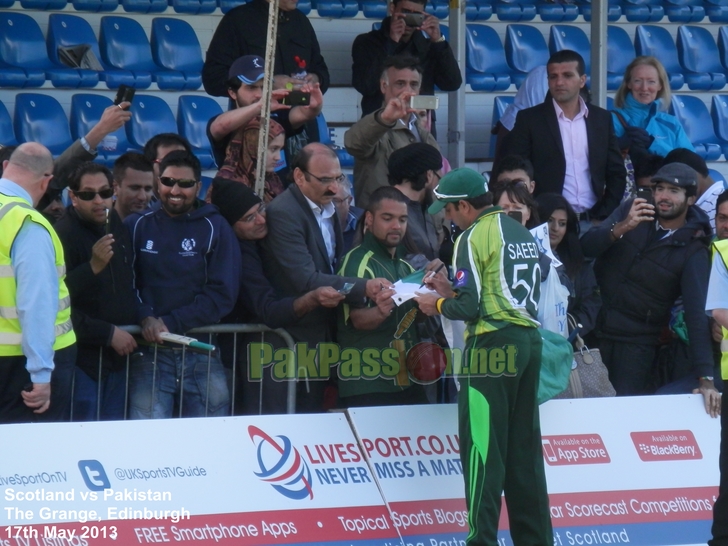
[537,193,601,338]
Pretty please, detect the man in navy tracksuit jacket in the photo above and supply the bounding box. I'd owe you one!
[125,151,241,419]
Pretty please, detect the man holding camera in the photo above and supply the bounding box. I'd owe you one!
[351,0,461,126]
[345,55,439,208]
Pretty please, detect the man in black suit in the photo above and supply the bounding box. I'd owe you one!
[261,143,391,412]
[502,50,626,223]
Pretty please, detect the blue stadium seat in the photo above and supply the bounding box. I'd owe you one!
[170,0,216,12]
[70,94,136,165]
[316,0,343,17]
[72,0,118,10]
[0,100,17,146]
[670,95,722,160]
[505,24,548,87]
[0,0,14,6]
[100,16,188,90]
[489,95,513,157]
[127,94,176,150]
[578,0,621,21]
[709,168,728,187]
[606,96,614,110]
[316,113,354,167]
[297,0,312,13]
[549,25,591,77]
[466,0,494,20]
[711,95,728,156]
[198,176,213,200]
[663,0,705,22]
[494,0,537,21]
[635,25,685,90]
[47,14,138,90]
[537,0,579,22]
[465,24,511,91]
[720,27,728,72]
[151,18,203,90]
[120,0,166,12]
[677,25,726,91]
[177,95,222,169]
[607,25,635,90]
[0,13,98,89]
[219,0,247,12]
[425,0,450,18]
[621,0,664,22]
[359,0,387,17]
[14,93,73,156]
[20,0,66,8]
[705,0,728,22]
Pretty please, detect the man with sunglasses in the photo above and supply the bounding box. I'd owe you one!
[211,177,344,414]
[125,151,241,419]
[262,143,393,412]
[0,143,76,423]
[55,163,138,420]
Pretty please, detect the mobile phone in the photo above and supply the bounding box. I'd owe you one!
[281,90,310,106]
[338,282,354,295]
[402,12,425,27]
[508,210,523,224]
[636,187,654,205]
[114,85,135,107]
[409,95,439,110]
[105,208,110,235]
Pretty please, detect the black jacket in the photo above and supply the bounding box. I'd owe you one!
[503,99,627,219]
[203,0,330,97]
[582,200,713,377]
[351,16,462,117]
[54,207,138,379]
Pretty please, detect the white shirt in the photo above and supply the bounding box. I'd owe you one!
[696,181,727,233]
[554,97,597,214]
[304,194,337,271]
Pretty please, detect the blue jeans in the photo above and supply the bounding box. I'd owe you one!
[72,366,127,421]
[129,347,230,419]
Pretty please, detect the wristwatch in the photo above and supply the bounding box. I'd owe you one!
[436,35,445,43]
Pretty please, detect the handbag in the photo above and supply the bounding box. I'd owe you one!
[612,110,636,201]
[555,316,616,399]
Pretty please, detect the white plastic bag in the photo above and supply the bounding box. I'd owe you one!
[537,263,570,338]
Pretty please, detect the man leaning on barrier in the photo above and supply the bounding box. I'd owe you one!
[211,177,344,415]
[125,151,241,419]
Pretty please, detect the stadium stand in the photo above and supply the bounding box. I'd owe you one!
[14,92,74,155]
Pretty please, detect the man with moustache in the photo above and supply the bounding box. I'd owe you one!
[582,163,720,409]
[55,163,138,420]
[112,152,154,221]
[262,143,392,412]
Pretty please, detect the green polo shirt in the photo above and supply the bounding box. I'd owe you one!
[336,232,420,397]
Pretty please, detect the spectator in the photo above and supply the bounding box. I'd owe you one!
[633,153,664,190]
[536,193,601,339]
[416,168,552,546]
[54,163,138,420]
[142,133,193,197]
[491,154,536,194]
[112,152,154,222]
[387,142,444,263]
[717,190,728,242]
[210,178,343,414]
[333,177,363,254]
[503,50,626,225]
[581,163,718,402]
[337,186,441,407]
[612,57,693,159]
[351,0,461,134]
[202,0,329,98]
[261,143,392,412]
[125,151,241,419]
[493,179,540,229]
[345,55,439,208]
[0,143,76,423]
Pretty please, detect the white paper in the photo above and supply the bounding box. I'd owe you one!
[391,280,438,306]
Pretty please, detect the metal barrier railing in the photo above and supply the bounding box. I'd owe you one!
[71,324,297,420]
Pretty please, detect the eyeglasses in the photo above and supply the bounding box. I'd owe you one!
[242,203,266,223]
[73,188,114,201]
[159,177,198,189]
[303,171,346,186]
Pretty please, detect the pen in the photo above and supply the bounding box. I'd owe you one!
[420,263,446,288]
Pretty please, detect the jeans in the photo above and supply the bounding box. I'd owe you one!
[129,347,230,419]
[72,366,128,421]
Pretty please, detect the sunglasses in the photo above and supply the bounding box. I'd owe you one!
[73,188,114,201]
[159,177,198,189]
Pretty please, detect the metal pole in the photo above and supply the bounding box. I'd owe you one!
[590,0,607,108]
[254,0,280,196]
[447,0,466,168]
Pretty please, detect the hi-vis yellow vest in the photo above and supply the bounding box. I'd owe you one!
[713,238,728,380]
[0,193,75,355]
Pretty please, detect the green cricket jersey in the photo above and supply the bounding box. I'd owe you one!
[441,206,541,338]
